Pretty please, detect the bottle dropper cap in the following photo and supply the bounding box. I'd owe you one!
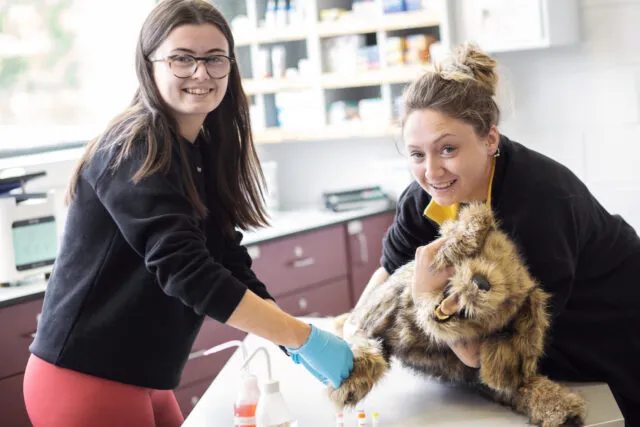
[262,379,280,394]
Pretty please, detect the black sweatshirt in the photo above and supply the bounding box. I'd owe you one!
[381,135,640,405]
[30,133,273,390]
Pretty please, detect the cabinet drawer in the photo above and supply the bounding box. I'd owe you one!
[175,376,213,418]
[0,299,43,379]
[276,277,351,318]
[180,319,245,388]
[0,374,31,427]
[249,225,348,297]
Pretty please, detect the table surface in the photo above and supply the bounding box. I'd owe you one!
[184,317,624,427]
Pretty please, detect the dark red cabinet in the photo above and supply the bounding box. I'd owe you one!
[0,299,42,380]
[345,212,395,306]
[0,374,31,427]
[248,224,348,297]
[0,298,43,427]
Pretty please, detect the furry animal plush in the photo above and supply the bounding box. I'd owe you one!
[332,203,587,427]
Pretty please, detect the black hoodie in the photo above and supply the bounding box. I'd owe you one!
[31,132,273,390]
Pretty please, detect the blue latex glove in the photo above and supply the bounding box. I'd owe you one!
[287,324,354,388]
[290,352,328,384]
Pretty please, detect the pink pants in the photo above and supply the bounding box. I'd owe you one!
[23,354,184,427]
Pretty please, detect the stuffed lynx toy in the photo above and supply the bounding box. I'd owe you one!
[332,202,587,427]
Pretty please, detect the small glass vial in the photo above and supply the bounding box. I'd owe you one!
[357,410,367,427]
[371,412,380,427]
[335,412,344,427]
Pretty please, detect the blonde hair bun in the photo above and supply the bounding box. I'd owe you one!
[436,42,499,96]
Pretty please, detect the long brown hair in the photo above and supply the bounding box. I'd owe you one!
[67,0,268,235]
[402,42,500,137]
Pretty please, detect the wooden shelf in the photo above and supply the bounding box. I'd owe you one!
[235,11,440,45]
[243,77,311,95]
[321,65,434,89]
[317,11,440,38]
[254,122,401,144]
[235,26,307,46]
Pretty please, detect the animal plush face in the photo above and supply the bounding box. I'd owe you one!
[413,202,539,343]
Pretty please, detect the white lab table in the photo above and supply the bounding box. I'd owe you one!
[183,318,624,426]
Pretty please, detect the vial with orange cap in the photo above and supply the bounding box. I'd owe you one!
[357,409,367,427]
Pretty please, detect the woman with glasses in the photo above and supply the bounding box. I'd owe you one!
[23,1,353,426]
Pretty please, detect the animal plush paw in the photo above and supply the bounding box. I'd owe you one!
[514,376,587,427]
[327,336,389,410]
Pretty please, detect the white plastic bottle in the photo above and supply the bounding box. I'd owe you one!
[234,373,261,427]
[255,379,294,427]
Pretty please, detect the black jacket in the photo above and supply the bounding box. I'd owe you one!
[30,133,273,390]
[381,135,640,404]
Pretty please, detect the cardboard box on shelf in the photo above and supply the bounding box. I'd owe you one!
[404,34,437,65]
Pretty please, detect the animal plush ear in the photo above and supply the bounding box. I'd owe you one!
[432,202,497,270]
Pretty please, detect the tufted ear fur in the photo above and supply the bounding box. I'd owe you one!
[432,202,497,271]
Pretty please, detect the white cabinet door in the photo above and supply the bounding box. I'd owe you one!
[457,0,547,52]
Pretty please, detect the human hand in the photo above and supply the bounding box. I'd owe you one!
[286,324,354,388]
[449,339,481,368]
[412,237,455,301]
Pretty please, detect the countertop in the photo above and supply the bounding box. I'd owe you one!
[184,317,624,427]
[0,205,395,308]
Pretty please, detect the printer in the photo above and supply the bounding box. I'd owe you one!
[0,171,58,286]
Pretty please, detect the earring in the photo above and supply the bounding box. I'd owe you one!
[492,146,501,158]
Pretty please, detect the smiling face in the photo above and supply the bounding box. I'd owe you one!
[151,23,230,140]
[403,109,499,206]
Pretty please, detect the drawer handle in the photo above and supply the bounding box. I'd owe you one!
[357,233,369,264]
[190,395,200,407]
[298,297,308,310]
[292,257,315,268]
[247,245,260,260]
[26,312,42,340]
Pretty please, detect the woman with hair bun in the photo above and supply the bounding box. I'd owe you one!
[364,42,640,426]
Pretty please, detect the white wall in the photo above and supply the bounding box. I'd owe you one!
[256,137,410,210]
[4,0,639,231]
[492,0,640,231]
